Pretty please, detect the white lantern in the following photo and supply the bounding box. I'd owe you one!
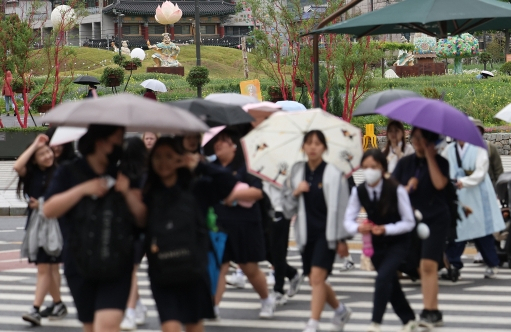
[155,1,182,25]
[51,5,76,31]
[131,48,146,61]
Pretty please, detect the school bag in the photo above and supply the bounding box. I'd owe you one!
[145,185,209,286]
[68,167,135,281]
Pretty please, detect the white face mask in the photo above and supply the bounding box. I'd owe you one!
[363,168,382,186]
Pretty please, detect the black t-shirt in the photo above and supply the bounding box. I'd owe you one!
[392,154,450,220]
[303,161,328,241]
[213,161,263,224]
[44,158,117,276]
[24,167,53,228]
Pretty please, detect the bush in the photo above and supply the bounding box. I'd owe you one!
[186,66,210,88]
[30,92,53,110]
[100,67,125,86]
[500,62,511,75]
[421,87,442,99]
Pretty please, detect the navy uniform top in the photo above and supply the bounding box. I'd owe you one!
[392,154,450,220]
[25,166,53,228]
[303,161,328,241]
[44,158,117,276]
[213,161,262,224]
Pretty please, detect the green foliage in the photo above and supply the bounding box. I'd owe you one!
[479,52,492,64]
[500,62,511,75]
[113,54,125,66]
[113,54,142,68]
[0,126,48,133]
[11,80,35,91]
[30,92,53,110]
[379,42,415,52]
[100,67,125,86]
[421,87,442,99]
[186,66,210,88]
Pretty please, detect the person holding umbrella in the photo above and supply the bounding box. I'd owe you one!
[86,85,97,98]
[282,130,352,332]
[392,127,450,329]
[143,89,157,101]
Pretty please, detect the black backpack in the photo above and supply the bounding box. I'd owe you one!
[145,186,209,286]
[69,189,135,281]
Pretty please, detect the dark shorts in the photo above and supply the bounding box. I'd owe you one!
[133,237,145,265]
[65,270,132,323]
[29,247,62,265]
[220,220,266,264]
[421,215,450,264]
[151,274,214,324]
[301,236,337,276]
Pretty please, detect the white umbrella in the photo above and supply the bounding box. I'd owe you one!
[140,79,167,92]
[43,93,209,134]
[205,93,259,106]
[480,70,494,77]
[495,103,511,122]
[49,126,87,146]
[241,109,363,187]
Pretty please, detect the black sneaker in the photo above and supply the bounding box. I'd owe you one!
[22,308,41,326]
[419,309,443,328]
[48,302,68,320]
[440,266,460,282]
[39,304,55,318]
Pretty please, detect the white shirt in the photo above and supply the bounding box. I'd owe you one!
[343,180,415,236]
[386,143,415,174]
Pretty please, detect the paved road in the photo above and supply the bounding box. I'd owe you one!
[0,217,509,331]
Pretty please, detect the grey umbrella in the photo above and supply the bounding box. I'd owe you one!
[43,94,209,134]
[205,93,259,107]
[353,90,422,117]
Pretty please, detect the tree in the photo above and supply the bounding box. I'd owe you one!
[436,33,479,74]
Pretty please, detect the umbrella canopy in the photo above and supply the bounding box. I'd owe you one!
[241,109,363,187]
[43,93,209,134]
[73,75,100,85]
[313,0,511,38]
[353,89,421,117]
[494,103,511,123]
[205,93,259,107]
[374,97,486,148]
[140,79,167,93]
[480,70,494,77]
[276,100,307,112]
[167,99,254,127]
[49,126,87,147]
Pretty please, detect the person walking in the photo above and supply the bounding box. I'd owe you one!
[263,181,303,305]
[43,125,146,332]
[441,138,505,279]
[282,130,352,332]
[15,134,68,325]
[2,70,14,116]
[383,121,414,174]
[212,129,276,319]
[392,127,450,329]
[143,89,157,101]
[471,118,503,188]
[143,136,236,332]
[344,149,417,332]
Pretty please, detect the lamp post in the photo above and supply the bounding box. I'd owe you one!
[113,9,124,57]
[194,0,201,97]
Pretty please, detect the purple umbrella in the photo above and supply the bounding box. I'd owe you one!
[374,97,486,149]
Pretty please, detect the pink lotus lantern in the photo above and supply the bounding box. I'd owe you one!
[155,1,183,25]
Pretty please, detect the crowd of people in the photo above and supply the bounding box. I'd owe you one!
[13,107,507,332]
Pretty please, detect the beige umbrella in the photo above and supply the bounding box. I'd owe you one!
[43,93,209,134]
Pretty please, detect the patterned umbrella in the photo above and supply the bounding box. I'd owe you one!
[241,109,363,187]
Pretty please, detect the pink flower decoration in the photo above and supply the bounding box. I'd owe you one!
[155,1,182,25]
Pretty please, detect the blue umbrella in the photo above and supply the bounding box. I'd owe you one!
[276,100,307,112]
[208,231,227,296]
[374,97,486,149]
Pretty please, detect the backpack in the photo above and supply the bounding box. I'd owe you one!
[145,185,209,286]
[68,165,135,281]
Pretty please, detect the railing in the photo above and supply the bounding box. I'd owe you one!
[87,7,100,15]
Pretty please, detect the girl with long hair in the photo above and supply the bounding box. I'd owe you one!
[344,149,417,332]
[282,130,352,332]
[383,121,414,173]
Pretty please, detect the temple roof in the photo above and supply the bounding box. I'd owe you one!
[103,1,237,17]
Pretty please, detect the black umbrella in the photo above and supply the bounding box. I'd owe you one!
[167,99,255,127]
[353,89,421,117]
[73,75,100,85]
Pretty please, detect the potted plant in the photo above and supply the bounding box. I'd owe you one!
[267,85,291,101]
[11,80,35,93]
[31,92,53,113]
[100,67,125,87]
[113,54,126,66]
[186,66,210,97]
[293,77,305,88]
[123,58,142,71]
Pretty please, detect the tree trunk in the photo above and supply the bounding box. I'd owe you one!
[484,62,487,71]
[453,57,463,74]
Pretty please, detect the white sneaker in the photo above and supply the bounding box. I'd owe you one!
[120,314,137,331]
[266,272,276,286]
[287,273,304,297]
[212,305,221,321]
[259,295,276,319]
[226,272,245,289]
[303,322,319,332]
[484,267,499,279]
[135,301,147,325]
[339,260,355,272]
[366,322,381,332]
[331,305,352,331]
[274,292,288,306]
[399,320,418,332]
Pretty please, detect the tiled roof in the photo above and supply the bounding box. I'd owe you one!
[103,0,236,17]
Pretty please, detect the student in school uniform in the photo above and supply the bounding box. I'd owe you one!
[344,149,417,332]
